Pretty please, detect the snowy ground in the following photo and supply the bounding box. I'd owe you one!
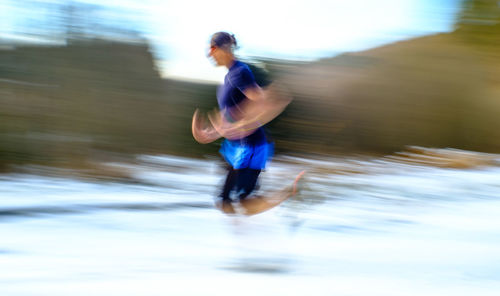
[1,153,499,296]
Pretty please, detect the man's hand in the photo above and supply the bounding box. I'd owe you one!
[207,109,258,140]
[192,109,221,144]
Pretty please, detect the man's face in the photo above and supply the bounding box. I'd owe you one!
[208,45,223,66]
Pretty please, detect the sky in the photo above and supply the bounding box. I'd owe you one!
[0,0,462,83]
[143,0,461,82]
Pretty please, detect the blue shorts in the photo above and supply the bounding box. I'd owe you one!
[220,140,273,170]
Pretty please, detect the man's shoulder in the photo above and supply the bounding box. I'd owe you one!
[227,61,255,87]
[230,60,251,74]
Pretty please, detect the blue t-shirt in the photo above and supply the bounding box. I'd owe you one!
[217,60,266,145]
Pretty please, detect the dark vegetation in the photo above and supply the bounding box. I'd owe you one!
[1,0,499,172]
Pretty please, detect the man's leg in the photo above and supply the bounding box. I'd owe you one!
[219,166,238,202]
[236,168,261,200]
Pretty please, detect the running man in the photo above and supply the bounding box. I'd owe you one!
[192,32,299,214]
[207,32,272,206]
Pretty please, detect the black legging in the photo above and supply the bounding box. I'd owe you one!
[220,166,261,201]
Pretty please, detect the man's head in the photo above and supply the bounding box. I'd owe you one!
[208,32,237,67]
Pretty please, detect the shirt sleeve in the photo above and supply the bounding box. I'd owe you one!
[231,65,257,92]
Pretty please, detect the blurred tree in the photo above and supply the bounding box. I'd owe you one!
[455,0,500,47]
[2,0,144,45]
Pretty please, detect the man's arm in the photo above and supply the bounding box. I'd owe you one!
[243,85,266,102]
[209,82,292,140]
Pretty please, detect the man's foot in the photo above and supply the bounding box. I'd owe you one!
[215,198,236,214]
[292,170,306,196]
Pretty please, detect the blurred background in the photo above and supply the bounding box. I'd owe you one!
[0,0,499,173]
[1,1,500,295]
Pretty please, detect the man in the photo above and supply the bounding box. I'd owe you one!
[207,32,273,205]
